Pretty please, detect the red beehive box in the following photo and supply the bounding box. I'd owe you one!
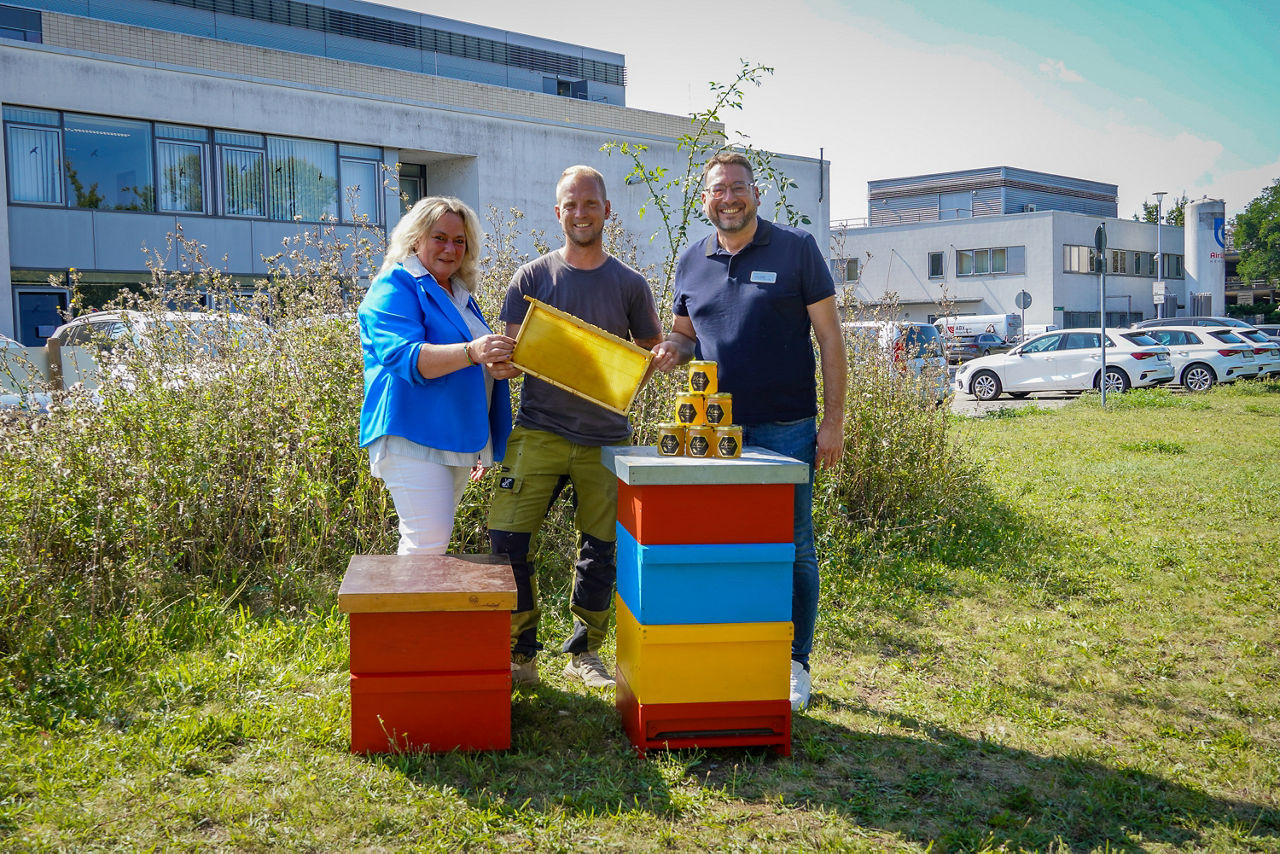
[616,481,793,545]
[339,554,516,754]
[350,672,511,754]
[616,667,790,757]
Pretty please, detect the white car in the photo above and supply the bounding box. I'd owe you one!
[1229,328,1280,378]
[1140,326,1261,391]
[844,320,950,402]
[954,328,1173,401]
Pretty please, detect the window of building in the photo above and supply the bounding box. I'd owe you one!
[216,131,266,218]
[267,136,337,221]
[156,124,207,214]
[1110,249,1127,274]
[5,123,62,204]
[63,113,154,211]
[956,245,1023,276]
[991,247,1006,274]
[4,109,383,225]
[939,190,972,220]
[928,251,943,278]
[398,163,424,216]
[829,257,859,285]
[339,144,382,224]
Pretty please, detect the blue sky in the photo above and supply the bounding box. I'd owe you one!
[384,0,1280,221]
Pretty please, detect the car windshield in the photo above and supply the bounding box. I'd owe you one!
[1209,330,1244,344]
[1238,330,1267,343]
[901,325,943,358]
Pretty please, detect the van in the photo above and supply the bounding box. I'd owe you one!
[935,313,1023,341]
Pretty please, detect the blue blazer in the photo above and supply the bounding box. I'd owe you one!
[358,262,512,461]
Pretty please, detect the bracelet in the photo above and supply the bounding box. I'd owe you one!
[462,342,476,366]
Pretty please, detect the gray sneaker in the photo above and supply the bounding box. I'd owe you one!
[511,653,539,687]
[562,651,615,688]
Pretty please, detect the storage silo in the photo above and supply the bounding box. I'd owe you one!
[1184,198,1226,316]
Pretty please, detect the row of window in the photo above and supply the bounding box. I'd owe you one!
[152,0,626,87]
[4,107,385,224]
[1063,245,1184,278]
[929,246,1026,279]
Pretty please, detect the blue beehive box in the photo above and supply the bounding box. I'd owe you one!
[615,524,793,625]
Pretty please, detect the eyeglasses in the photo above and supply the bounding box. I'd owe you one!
[704,182,754,200]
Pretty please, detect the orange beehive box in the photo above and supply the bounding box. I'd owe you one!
[347,610,510,675]
[350,672,511,754]
[616,667,790,757]
[616,481,794,545]
[338,554,516,755]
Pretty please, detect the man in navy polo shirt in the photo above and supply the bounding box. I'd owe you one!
[651,151,847,711]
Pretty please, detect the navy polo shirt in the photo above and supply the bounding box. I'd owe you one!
[672,218,835,425]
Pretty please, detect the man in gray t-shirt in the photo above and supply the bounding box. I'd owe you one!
[488,165,662,691]
[501,251,658,445]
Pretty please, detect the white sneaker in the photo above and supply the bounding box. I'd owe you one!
[563,651,616,689]
[789,660,811,711]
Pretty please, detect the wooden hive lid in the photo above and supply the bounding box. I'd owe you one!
[339,554,516,613]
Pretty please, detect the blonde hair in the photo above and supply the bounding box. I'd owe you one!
[555,165,608,202]
[379,196,483,291]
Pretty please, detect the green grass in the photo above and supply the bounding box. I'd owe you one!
[4,385,1279,851]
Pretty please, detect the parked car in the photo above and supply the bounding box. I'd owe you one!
[946,333,1011,363]
[1254,324,1280,344]
[1135,316,1255,330]
[844,320,950,402]
[1,333,53,411]
[1229,328,1280,378]
[51,310,268,355]
[49,310,269,393]
[1140,326,1260,390]
[954,328,1173,401]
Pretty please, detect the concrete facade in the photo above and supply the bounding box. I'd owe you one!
[833,210,1188,329]
[0,4,830,342]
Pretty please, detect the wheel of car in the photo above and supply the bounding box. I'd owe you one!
[979,348,990,357]
[971,370,1002,401]
[1099,367,1130,394]
[1182,363,1216,392]
[1009,391,1030,399]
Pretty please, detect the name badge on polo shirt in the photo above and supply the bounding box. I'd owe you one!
[750,270,778,284]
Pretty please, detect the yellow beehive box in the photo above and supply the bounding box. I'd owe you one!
[510,296,654,415]
[615,596,792,704]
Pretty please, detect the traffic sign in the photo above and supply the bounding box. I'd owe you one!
[1014,290,1032,310]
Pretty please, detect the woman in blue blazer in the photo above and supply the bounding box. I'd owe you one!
[358,196,518,554]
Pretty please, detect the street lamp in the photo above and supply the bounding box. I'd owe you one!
[1153,191,1167,318]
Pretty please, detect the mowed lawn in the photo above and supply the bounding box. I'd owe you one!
[2,383,1278,851]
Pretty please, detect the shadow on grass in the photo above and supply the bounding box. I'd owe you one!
[782,704,1280,851]
[367,683,679,815]
[361,688,1277,851]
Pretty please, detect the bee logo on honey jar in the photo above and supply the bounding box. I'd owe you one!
[686,425,714,457]
[687,360,717,394]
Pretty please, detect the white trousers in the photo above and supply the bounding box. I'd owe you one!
[373,451,470,555]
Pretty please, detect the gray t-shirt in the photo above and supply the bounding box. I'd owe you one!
[501,251,661,445]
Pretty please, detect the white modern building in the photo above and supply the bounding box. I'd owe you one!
[0,0,829,343]
[832,167,1225,330]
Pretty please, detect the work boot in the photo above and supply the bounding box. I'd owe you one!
[511,653,539,687]
[562,651,615,689]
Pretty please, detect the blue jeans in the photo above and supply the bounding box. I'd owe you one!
[742,417,818,671]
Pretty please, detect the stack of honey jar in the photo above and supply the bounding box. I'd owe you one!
[655,360,743,459]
